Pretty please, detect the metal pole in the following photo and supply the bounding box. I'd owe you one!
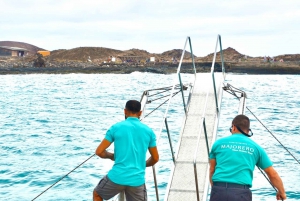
[178,73,187,114]
[211,35,221,114]
[188,37,197,75]
[203,119,210,158]
[218,35,225,77]
[193,117,205,201]
[140,91,149,120]
[238,92,247,115]
[165,118,176,164]
[212,72,219,113]
[193,163,200,201]
[118,191,125,201]
[152,166,160,201]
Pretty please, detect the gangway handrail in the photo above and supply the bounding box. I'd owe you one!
[150,36,197,201]
[193,34,225,201]
[156,36,196,143]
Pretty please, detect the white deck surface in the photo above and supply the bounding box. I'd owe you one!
[164,72,224,201]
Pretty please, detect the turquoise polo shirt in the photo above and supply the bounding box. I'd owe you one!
[209,133,273,187]
[105,117,157,186]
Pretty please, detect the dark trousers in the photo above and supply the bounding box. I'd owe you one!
[210,183,252,201]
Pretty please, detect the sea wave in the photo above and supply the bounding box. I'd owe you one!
[0,73,298,201]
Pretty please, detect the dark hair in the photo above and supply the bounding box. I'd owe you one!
[125,100,141,113]
[232,115,250,131]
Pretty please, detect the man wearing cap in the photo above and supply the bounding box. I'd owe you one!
[93,100,159,201]
[209,114,286,201]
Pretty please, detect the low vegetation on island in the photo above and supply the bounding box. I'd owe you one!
[0,41,299,74]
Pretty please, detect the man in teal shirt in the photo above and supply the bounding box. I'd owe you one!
[209,115,286,201]
[93,100,159,201]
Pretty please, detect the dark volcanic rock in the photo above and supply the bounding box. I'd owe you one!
[33,54,46,67]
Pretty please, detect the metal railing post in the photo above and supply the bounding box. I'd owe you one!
[218,35,225,77]
[178,73,187,114]
[203,118,210,158]
[118,191,125,201]
[188,37,197,75]
[165,118,176,164]
[212,72,219,114]
[193,117,205,201]
[193,162,200,201]
[152,165,159,201]
[210,36,221,114]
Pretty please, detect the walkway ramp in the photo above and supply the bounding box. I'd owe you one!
[164,72,224,201]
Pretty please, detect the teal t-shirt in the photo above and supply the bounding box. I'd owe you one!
[105,117,157,186]
[209,134,272,187]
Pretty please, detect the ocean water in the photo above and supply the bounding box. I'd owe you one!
[0,73,299,201]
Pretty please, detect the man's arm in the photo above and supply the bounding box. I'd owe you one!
[146,146,159,167]
[95,139,114,161]
[264,166,286,200]
[209,159,216,186]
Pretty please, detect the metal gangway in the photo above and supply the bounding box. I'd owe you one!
[117,35,225,201]
[162,35,225,201]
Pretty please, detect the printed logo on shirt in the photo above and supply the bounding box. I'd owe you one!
[220,141,254,154]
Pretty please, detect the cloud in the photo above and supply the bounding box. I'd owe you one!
[0,0,299,56]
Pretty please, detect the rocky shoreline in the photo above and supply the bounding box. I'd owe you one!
[0,57,299,75]
[0,65,211,75]
[0,65,299,75]
[226,61,300,74]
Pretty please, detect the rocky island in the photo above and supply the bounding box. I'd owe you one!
[0,41,299,75]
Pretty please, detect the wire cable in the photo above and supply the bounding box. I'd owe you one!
[257,167,283,201]
[247,106,300,165]
[224,83,299,164]
[142,90,181,120]
[31,154,95,201]
[31,85,186,200]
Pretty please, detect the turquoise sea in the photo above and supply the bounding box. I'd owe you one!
[0,73,299,201]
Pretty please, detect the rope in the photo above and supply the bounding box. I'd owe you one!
[31,154,95,200]
[143,90,180,119]
[247,106,300,165]
[145,85,173,92]
[147,88,172,98]
[146,84,182,92]
[223,83,244,99]
[149,93,173,102]
[147,85,186,102]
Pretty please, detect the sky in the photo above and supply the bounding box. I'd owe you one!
[0,0,299,57]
